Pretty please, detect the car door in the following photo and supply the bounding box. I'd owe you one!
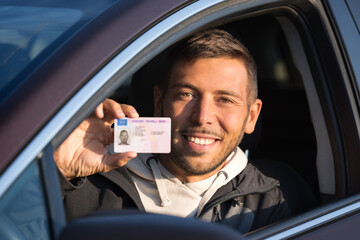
[0,0,359,239]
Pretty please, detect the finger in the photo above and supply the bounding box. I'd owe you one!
[103,99,125,119]
[106,151,137,168]
[119,104,139,118]
[95,102,104,118]
[103,99,139,119]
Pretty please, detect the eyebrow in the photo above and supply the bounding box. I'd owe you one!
[171,82,244,101]
[215,90,242,99]
[171,82,199,92]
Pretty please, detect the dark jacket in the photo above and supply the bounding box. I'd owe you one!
[61,163,290,233]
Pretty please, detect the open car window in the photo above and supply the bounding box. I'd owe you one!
[52,1,337,235]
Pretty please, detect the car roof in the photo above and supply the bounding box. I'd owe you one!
[0,0,190,173]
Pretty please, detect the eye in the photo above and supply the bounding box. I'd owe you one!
[218,97,233,104]
[182,92,193,97]
[171,89,196,102]
[179,92,194,99]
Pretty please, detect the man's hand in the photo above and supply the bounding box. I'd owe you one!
[54,99,139,180]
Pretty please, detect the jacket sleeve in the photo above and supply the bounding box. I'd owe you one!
[58,171,101,221]
[58,169,140,221]
[252,186,291,230]
[59,170,87,193]
[267,187,291,224]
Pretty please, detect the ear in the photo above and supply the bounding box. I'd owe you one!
[244,99,262,134]
[153,85,163,117]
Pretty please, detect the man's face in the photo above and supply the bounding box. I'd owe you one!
[154,57,262,181]
[120,131,129,144]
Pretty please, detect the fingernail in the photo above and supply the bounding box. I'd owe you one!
[97,110,104,118]
[129,152,137,158]
[118,111,125,118]
[131,111,139,117]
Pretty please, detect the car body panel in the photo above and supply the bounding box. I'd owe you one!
[294,210,360,239]
[0,0,190,172]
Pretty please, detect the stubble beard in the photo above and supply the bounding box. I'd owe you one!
[169,123,246,176]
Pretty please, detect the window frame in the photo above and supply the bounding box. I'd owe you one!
[324,0,360,195]
[39,144,66,239]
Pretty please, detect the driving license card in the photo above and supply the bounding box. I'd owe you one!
[114,117,171,153]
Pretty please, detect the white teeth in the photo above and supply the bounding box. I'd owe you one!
[187,136,215,145]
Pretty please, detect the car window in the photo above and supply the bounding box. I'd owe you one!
[346,0,360,33]
[0,0,118,103]
[105,3,355,237]
[0,6,82,94]
[54,2,321,234]
[0,160,50,239]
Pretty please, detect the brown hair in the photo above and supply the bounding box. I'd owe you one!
[161,28,258,105]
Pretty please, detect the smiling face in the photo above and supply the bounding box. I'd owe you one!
[154,57,262,182]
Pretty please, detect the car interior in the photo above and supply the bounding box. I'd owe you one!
[109,13,328,221]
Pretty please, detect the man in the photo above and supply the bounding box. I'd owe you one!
[119,130,130,145]
[54,28,289,233]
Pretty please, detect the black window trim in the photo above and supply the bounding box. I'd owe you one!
[39,144,66,239]
[323,0,360,195]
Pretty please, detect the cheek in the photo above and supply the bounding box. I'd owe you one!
[219,111,248,135]
[164,101,191,120]
[164,104,187,144]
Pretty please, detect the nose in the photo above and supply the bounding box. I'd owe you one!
[191,96,215,125]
